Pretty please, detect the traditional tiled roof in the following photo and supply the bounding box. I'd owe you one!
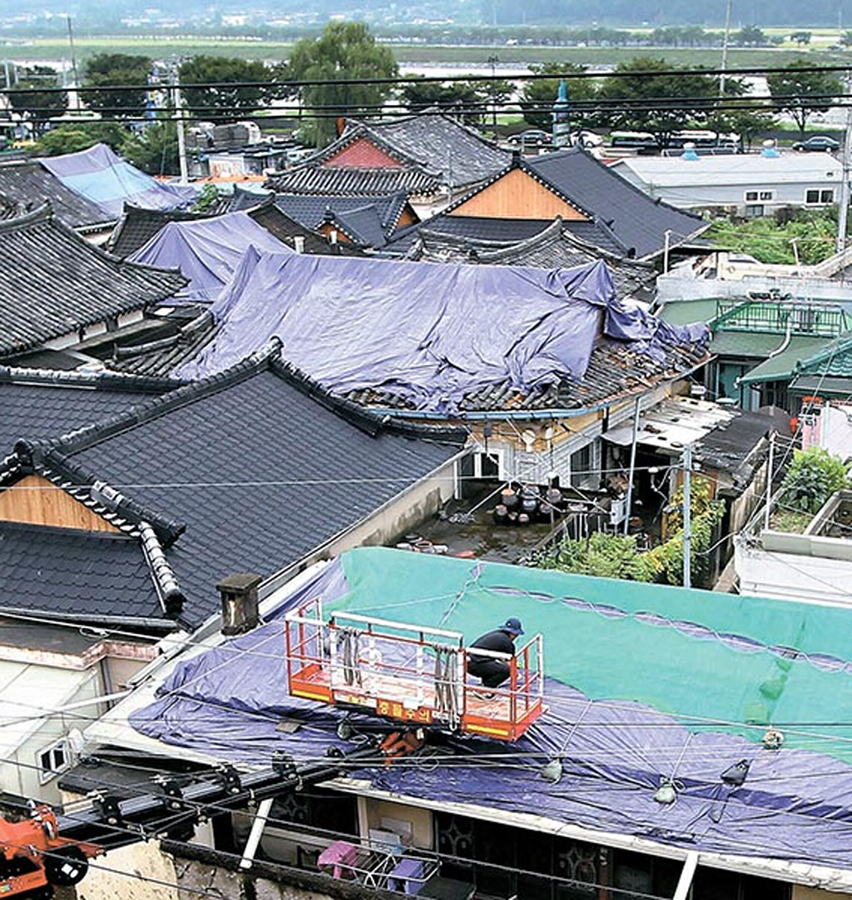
[345,334,709,413]
[523,149,706,259]
[0,159,114,232]
[3,341,466,624]
[266,165,441,197]
[404,217,657,300]
[0,206,188,360]
[273,191,412,246]
[107,195,357,260]
[433,148,706,261]
[105,311,221,378]
[0,365,179,452]
[0,522,177,629]
[383,214,627,258]
[336,113,512,190]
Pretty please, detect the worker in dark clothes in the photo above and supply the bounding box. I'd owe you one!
[467,618,524,690]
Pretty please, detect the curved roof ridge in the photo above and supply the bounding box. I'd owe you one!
[11,339,283,459]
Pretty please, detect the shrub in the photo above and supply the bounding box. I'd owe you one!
[779,447,850,514]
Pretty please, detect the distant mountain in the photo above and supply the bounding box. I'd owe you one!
[8,0,852,29]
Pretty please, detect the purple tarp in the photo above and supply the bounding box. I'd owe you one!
[173,252,709,411]
[41,143,197,220]
[129,211,292,305]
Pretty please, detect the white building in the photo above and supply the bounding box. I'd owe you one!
[612,148,844,218]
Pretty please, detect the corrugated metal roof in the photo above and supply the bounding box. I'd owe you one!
[739,335,834,383]
[614,152,843,188]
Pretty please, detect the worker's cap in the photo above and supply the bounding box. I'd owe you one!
[501,617,524,636]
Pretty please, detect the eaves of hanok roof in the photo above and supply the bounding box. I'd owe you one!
[246,199,365,256]
[108,202,216,259]
[106,311,220,378]
[321,204,387,249]
[346,336,711,420]
[0,449,186,630]
[265,164,442,198]
[405,216,657,300]
[0,205,188,359]
[523,149,708,261]
[0,159,114,233]
[297,120,432,171]
[273,190,413,238]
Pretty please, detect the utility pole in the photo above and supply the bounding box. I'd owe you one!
[719,0,733,98]
[763,430,776,532]
[66,16,79,111]
[170,63,189,184]
[837,74,852,253]
[487,55,499,133]
[623,395,641,536]
[682,444,693,590]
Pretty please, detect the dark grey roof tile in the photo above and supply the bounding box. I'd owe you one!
[0,207,188,358]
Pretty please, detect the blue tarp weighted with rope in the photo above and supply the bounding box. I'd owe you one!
[131,547,852,869]
[172,251,709,412]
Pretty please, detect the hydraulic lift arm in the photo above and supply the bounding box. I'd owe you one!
[0,732,422,899]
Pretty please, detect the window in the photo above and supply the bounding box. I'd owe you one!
[570,443,596,489]
[744,190,758,201]
[744,190,773,203]
[759,190,773,200]
[806,188,834,204]
[744,204,764,218]
[38,739,69,784]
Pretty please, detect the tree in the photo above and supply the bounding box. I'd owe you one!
[519,63,597,131]
[840,30,852,47]
[767,60,843,139]
[597,57,717,148]
[288,22,398,147]
[734,25,768,46]
[790,31,812,46]
[708,77,776,151]
[4,66,68,137]
[121,122,180,176]
[33,122,127,156]
[178,56,288,123]
[79,53,152,119]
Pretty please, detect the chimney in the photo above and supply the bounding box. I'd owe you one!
[293,235,305,253]
[217,573,262,635]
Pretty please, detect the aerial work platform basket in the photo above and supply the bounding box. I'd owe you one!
[284,598,545,741]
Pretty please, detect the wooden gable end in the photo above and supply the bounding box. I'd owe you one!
[324,138,404,169]
[449,168,588,221]
[0,473,121,533]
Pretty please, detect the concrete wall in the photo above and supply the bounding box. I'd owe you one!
[793,887,852,900]
[75,839,179,900]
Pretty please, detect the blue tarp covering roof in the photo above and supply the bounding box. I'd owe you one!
[172,251,708,411]
[129,211,292,305]
[40,143,197,221]
[131,548,852,870]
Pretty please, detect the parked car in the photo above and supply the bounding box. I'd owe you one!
[507,129,552,146]
[792,135,840,152]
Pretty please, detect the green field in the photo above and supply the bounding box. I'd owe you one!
[1,35,847,70]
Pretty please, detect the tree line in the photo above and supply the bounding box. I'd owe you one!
[1,22,845,173]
